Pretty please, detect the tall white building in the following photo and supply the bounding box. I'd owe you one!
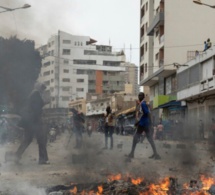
[38,31,126,114]
[139,0,215,120]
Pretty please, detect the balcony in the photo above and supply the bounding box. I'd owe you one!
[159,34,164,44]
[141,35,145,43]
[159,59,164,67]
[147,12,164,36]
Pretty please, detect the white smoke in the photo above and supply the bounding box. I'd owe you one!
[0,182,46,195]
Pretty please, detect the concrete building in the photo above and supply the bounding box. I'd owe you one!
[68,99,86,115]
[139,0,215,121]
[123,62,139,95]
[177,46,215,138]
[38,31,126,119]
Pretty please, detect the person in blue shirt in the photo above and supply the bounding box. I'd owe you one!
[127,92,160,160]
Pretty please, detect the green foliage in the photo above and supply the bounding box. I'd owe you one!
[0,36,42,113]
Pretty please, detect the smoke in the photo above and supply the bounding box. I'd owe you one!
[0,0,79,44]
[0,182,46,195]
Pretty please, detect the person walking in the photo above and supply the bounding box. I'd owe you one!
[103,106,114,150]
[126,92,161,160]
[14,82,49,164]
[70,108,85,149]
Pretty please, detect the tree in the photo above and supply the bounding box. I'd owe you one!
[0,36,42,113]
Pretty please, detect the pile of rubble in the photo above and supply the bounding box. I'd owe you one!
[46,174,215,195]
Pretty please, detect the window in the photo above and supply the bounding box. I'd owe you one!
[64,60,69,64]
[73,60,96,65]
[62,96,70,101]
[77,79,84,83]
[51,79,54,83]
[62,78,70,82]
[62,87,70,91]
[145,64,147,72]
[145,43,148,52]
[63,40,71,44]
[43,71,50,76]
[51,70,54,74]
[43,61,51,67]
[76,88,84,92]
[63,69,69,73]
[146,2,148,11]
[62,49,70,55]
[77,69,85,74]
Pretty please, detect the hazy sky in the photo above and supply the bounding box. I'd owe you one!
[0,0,140,65]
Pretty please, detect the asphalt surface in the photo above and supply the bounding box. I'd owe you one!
[0,131,214,194]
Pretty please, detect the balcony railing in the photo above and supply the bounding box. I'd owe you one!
[141,55,144,62]
[141,35,145,43]
[147,12,164,36]
[159,59,164,67]
[159,34,164,44]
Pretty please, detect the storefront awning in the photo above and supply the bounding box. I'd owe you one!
[158,101,181,108]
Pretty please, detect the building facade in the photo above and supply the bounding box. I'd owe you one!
[139,0,215,122]
[123,62,139,95]
[38,31,126,119]
[177,46,215,138]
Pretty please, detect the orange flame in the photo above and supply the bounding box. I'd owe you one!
[70,186,77,194]
[107,173,122,181]
[139,177,170,195]
[88,190,94,195]
[200,175,215,190]
[96,185,103,195]
[131,177,144,185]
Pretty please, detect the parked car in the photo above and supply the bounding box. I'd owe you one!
[123,124,136,135]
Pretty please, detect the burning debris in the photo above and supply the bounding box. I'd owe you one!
[46,174,215,195]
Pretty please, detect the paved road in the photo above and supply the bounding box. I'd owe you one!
[0,131,214,194]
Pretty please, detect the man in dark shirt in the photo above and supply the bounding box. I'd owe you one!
[70,108,85,149]
[14,83,49,164]
[127,92,160,160]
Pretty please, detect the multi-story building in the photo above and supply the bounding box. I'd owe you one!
[38,31,126,120]
[177,46,215,138]
[139,0,215,121]
[123,62,139,95]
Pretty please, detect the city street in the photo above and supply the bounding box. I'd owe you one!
[0,131,214,194]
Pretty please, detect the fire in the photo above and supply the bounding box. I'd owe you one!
[96,185,103,195]
[200,175,215,190]
[131,177,144,185]
[107,173,122,181]
[183,182,189,189]
[70,186,77,194]
[139,177,170,195]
